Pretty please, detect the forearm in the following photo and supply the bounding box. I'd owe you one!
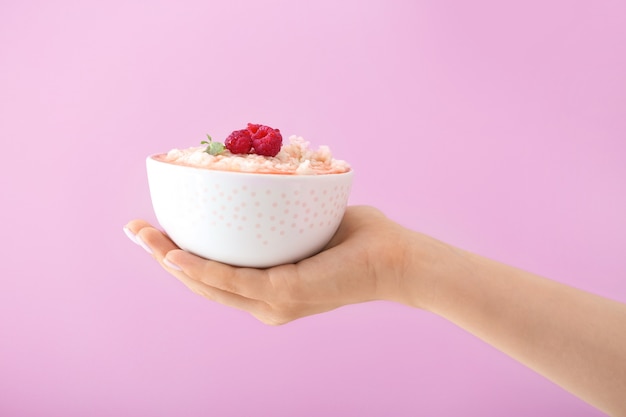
[402,235,626,415]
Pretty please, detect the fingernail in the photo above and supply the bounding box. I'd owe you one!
[135,235,153,255]
[123,226,138,244]
[164,257,183,271]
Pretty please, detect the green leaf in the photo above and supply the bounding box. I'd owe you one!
[207,142,225,155]
[201,133,225,155]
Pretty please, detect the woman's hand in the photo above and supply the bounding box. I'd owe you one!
[126,205,626,415]
[124,206,423,325]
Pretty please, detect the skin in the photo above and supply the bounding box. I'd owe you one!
[126,206,626,416]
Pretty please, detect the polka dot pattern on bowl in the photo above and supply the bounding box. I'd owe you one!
[182,181,352,246]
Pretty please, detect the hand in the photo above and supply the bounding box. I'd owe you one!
[125,206,420,325]
[126,205,626,415]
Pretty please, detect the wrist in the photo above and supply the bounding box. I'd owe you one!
[388,229,472,312]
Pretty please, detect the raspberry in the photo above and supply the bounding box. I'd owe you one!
[224,129,252,154]
[247,123,282,157]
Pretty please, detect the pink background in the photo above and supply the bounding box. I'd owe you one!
[1,0,624,416]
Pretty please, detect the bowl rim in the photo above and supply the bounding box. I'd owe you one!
[146,153,354,178]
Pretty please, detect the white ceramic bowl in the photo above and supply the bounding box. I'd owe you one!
[146,155,353,268]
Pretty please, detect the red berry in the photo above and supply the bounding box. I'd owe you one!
[247,123,261,135]
[247,123,282,157]
[224,129,252,154]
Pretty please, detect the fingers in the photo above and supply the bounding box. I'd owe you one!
[164,249,273,300]
[122,217,362,325]
[124,219,153,235]
[138,227,178,258]
[123,219,178,268]
[164,252,308,324]
[124,219,277,321]
[173,271,272,320]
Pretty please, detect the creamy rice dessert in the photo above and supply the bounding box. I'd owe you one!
[156,135,351,175]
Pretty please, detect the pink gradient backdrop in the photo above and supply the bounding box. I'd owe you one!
[1,0,624,416]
